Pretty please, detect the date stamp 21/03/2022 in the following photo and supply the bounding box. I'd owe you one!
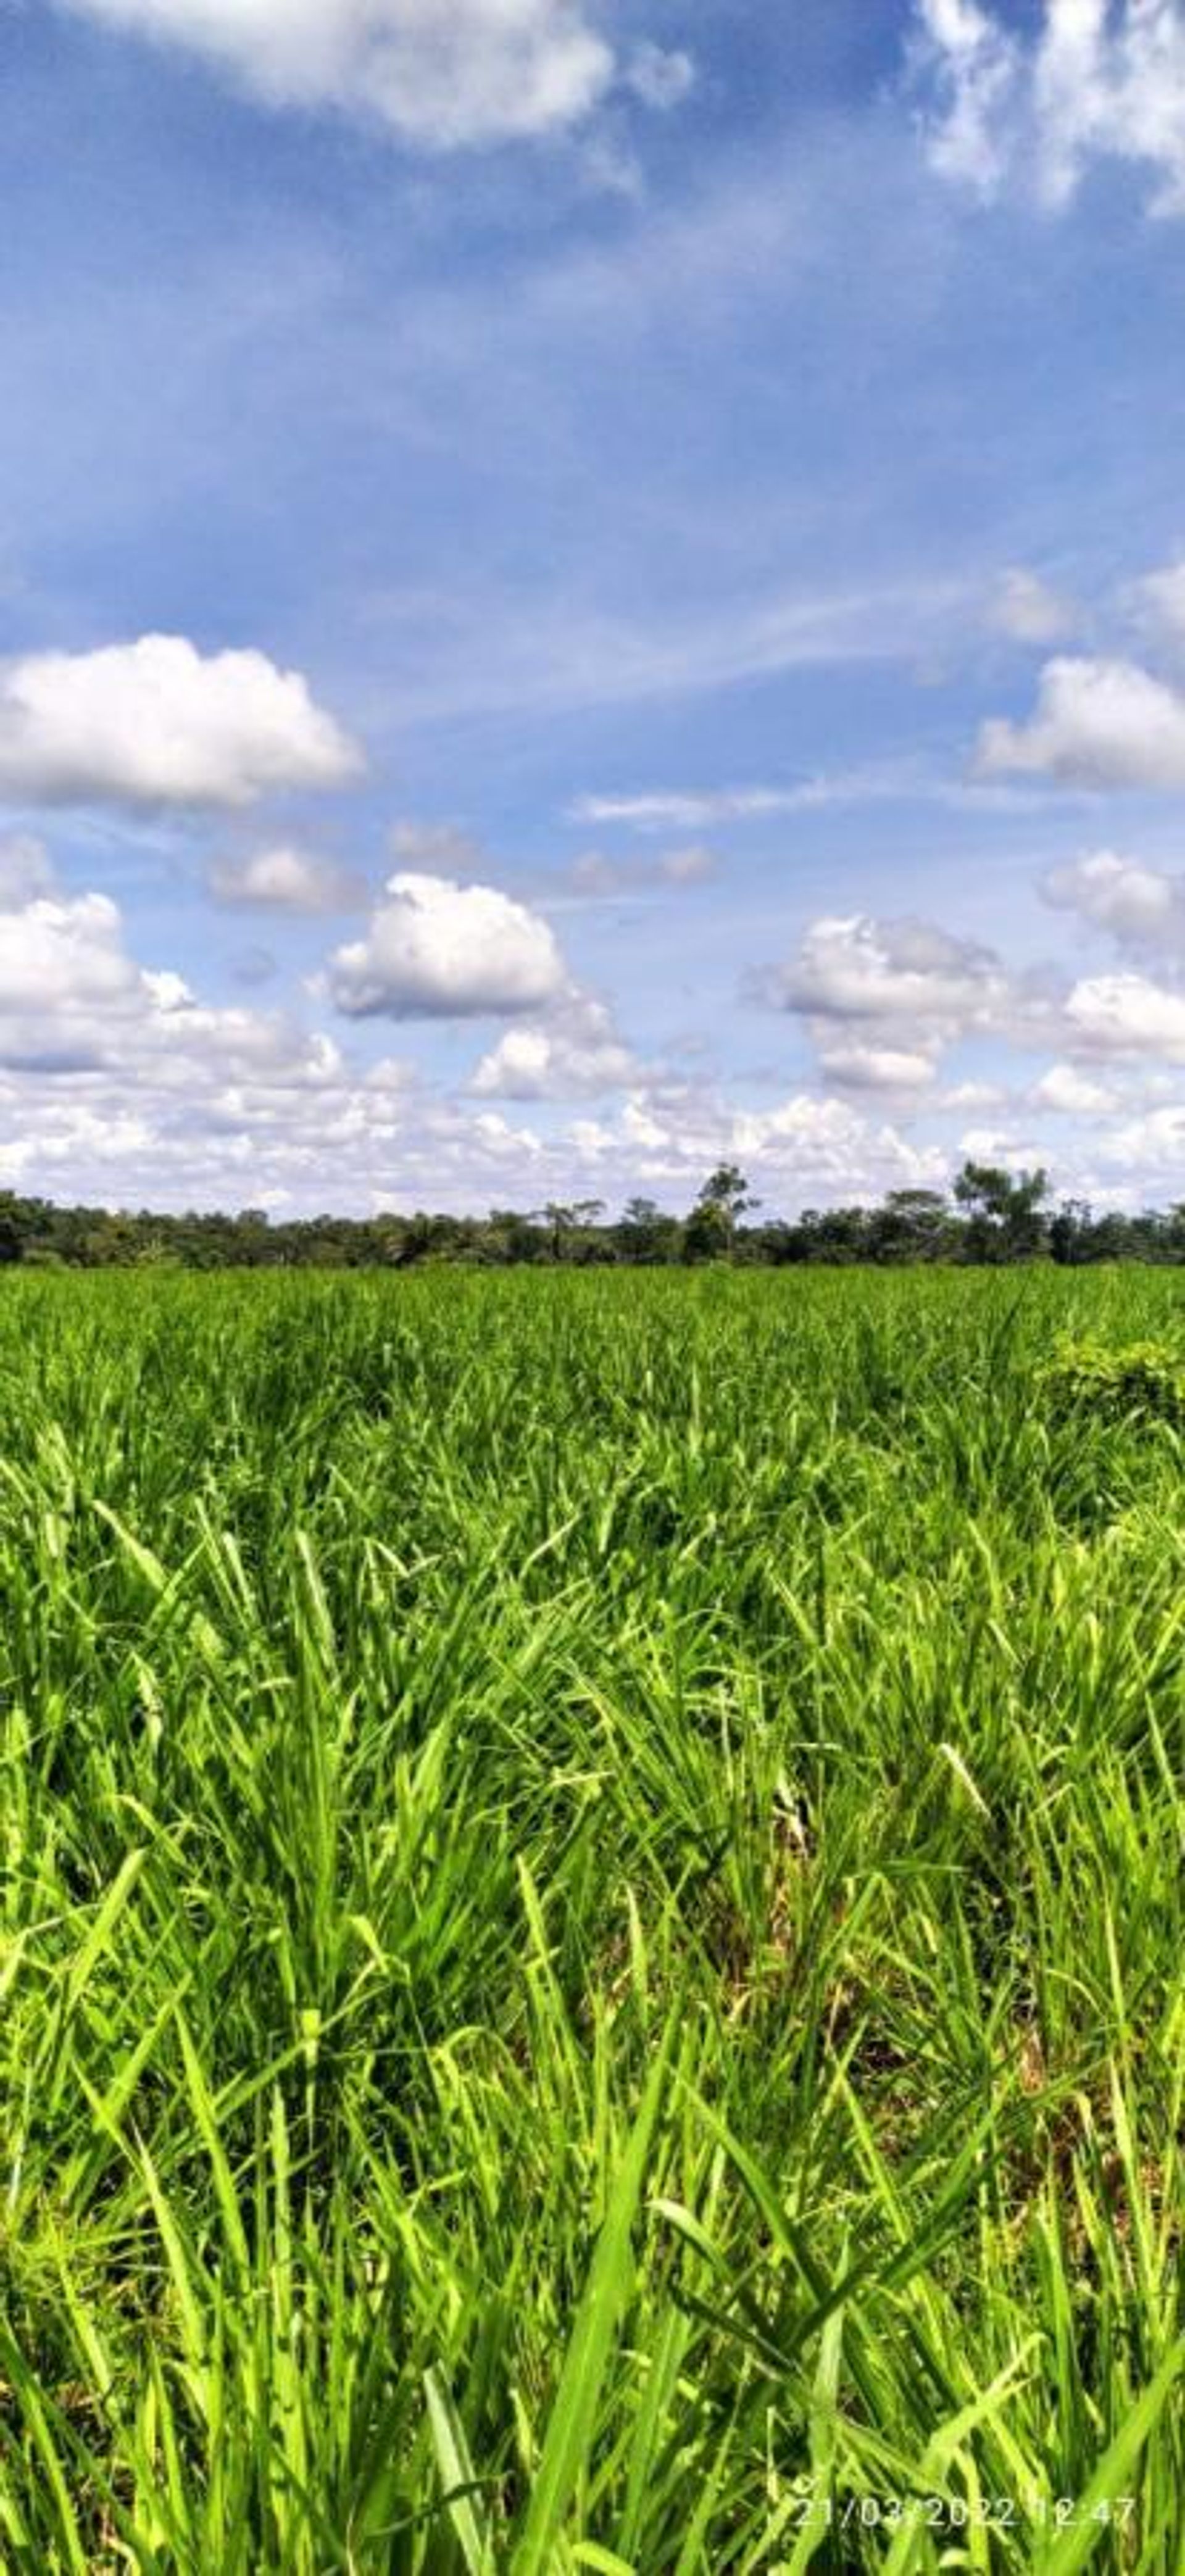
[776,2490,1136,2541]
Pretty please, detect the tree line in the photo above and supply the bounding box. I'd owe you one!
[1,1161,1183,1269]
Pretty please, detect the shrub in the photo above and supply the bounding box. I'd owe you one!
[1038,1333,1185,1425]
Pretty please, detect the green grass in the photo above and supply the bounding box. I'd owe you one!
[1,1265,1183,2571]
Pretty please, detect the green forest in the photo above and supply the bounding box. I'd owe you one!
[4,1160,1185,1270]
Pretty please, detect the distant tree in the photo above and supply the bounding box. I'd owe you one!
[865,1189,950,1263]
[683,1165,758,1261]
[528,1200,602,1260]
[613,1196,681,1263]
[1049,1198,1092,1266]
[0,1193,24,1264]
[796,1205,871,1264]
[1094,1209,1140,1261]
[539,1202,570,1260]
[486,1207,544,1264]
[953,1161,1050,1263]
[701,1164,755,1224]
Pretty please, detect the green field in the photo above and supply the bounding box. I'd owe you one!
[1,1269,1183,2571]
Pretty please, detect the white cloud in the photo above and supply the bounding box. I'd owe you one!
[730,1094,946,1190]
[626,41,694,110]
[769,912,1008,1071]
[957,1123,1046,1164]
[0,876,405,1205]
[208,846,369,914]
[59,1,689,148]
[571,786,805,831]
[471,994,636,1098]
[0,635,361,811]
[1095,1101,1185,1167]
[566,755,1050,834]
[0,892,141,1047]
[817,1042,939,1091]
[1031,1060,1116,1112]
[0,873,943,1218]
[0,883,344,1104]
[990,566,1076,644]
[566,768,959,832]
[761,912,1075,1090]
[1042,848,1185,951]
[939,1078,1008,1108]
[979,656,1185,788]
[915,0,1185,215]
[1132,554,1185,647]
[913,0,1025,194]
[565,1084,946,1199]
[1064,968,1185,1059]
[328,869,565,1018]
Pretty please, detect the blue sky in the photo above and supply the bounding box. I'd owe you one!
[4,0,1185,1216]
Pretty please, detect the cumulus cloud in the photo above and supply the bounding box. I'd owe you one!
[915,0,1185,215]
[1095,1102,1185,1167]
[1042,849,1185,953]
[940,1078,1008,1108]
[0,635,361,811]
[0,873,406,1205]
[956,1121,1047,1165]
[470,993,636,1098]
[0,865,950,1218]
[0,892,142,1060]
[59,0,689,149]
[328,870,565,1018]
[1064,968,1185,1059]
[0,883,347,1100]
[767,911,1009,1076]
[731,1094,946,1190]
[568,1085,946,1199]
[817,1042,939,1092]
[1031,1059,1117,1112]
[978,656,1185,788]
[207,846,370,915]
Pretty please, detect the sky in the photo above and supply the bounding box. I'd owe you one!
[4,0,1185,1219]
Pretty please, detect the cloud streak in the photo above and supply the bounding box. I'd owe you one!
[59,0,690,149]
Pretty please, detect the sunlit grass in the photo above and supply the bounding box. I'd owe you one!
[1,1266,1183,2569]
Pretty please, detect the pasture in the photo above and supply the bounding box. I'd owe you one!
[1,1268,1183,2569]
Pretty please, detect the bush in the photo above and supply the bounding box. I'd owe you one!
[1038,1334,1185,1425]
